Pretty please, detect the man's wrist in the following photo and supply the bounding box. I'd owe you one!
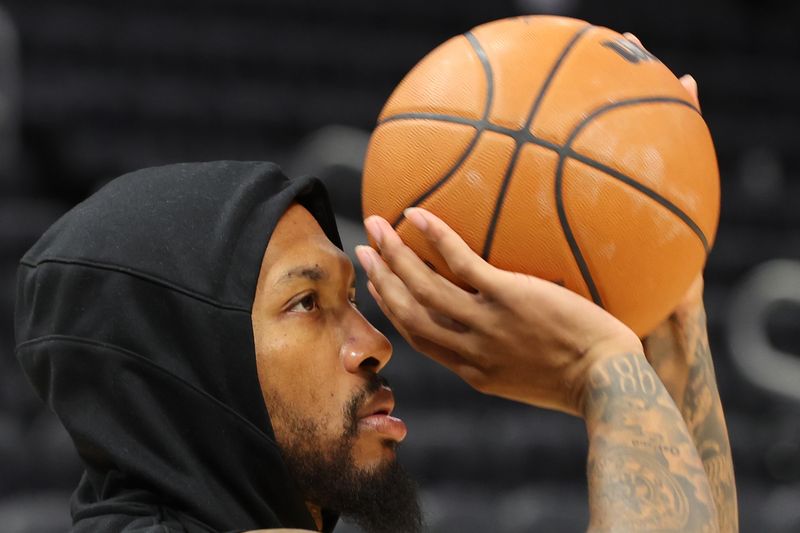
[576,348,650,420]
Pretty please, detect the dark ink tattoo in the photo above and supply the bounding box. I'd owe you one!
[585,353,718,532]
[644,306,738,532]
[589,447,690,530]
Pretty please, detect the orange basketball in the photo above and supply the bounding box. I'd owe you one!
[361,15,720,337]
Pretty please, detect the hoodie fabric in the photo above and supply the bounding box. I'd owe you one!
[14,161,342,532]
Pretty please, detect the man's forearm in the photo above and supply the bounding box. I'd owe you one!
[583,352,718,532]
[645,309,738,532]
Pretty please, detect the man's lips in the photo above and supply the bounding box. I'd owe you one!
[358,413,407,442]
[357,385,407,442]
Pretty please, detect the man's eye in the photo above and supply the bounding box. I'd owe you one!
[289,293,318,313]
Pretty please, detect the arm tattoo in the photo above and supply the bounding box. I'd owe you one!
[584,353,718,532]
[645,310,738,532]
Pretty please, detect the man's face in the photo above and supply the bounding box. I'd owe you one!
[251,204,421,532]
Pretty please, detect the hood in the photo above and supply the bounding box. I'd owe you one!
[14,161,341,532]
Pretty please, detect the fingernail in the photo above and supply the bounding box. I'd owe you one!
[623,32,641,45]
[364,216,384,248]
[355,245,375,272]
[404,208,429,232]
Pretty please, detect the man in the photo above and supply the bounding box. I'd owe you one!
[15,95,735,533]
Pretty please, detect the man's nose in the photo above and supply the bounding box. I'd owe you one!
[341,313,393,374]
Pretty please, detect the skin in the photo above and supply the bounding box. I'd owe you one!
[643,277,738,532]
[250,204,399,531]
[245,38,735,532]
[355,207,720,531]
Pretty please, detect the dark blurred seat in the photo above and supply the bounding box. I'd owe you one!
[0,5,20,194]
[421,482,588,532]
[0,492,72,533]
[0,198,68,259]
[288,125,370,223]
[0,411,26,496]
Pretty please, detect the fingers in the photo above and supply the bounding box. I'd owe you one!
[622,32,643,48]
[365,279,412,339]
[356,244,470,350]
[363,215,482,327]
[402,208,501,294]
[368,282,471,367]
[366,279,474,372]
[680,74,701,110]
[674,274,705,314]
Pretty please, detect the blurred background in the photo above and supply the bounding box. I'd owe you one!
[1,0,798,531]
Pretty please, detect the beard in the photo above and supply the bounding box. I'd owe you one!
[267,374,423,533]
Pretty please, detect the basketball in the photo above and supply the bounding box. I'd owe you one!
[361,15,720,337]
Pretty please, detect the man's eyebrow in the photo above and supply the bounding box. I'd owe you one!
[274,265,329,286]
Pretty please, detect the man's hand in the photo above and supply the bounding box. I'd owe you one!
[357,210,719,531]
[356,208,642,416]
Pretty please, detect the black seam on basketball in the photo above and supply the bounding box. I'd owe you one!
[379,112,479,128]
[564,96,709,252]
[465,31,494,119]
[567,150,710,252]
[481,147,521,260]
[389,128,482,228]
[554,96,708,309]
[389,32,495,228]
[565,96,700,147]
[379,113,561,152]
[524,24,593,129]
[554,154,604,306]
[482,23,593,261]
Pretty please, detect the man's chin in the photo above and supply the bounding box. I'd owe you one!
[351,435,399,468]
[332,454,423,533]
[282,436,423,533]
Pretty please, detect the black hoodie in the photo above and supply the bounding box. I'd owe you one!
[14,161,342,532]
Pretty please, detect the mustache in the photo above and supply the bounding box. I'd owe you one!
[343,373,389,436]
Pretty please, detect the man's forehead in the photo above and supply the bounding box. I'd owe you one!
[268,243,354,286]
[259,205,352,287]
[265,227,349,270]
[260,204,336,265]
[268,203,328,244]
